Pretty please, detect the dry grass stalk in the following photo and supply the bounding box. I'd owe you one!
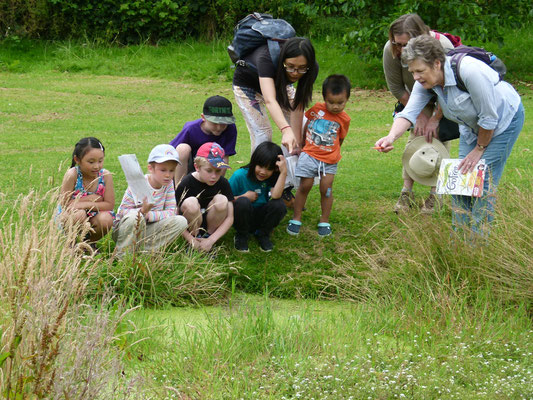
[0,190,142,399]
[318,184,533,306]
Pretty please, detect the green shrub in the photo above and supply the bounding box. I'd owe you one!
[2,0,531,46]
[342,0,533,58]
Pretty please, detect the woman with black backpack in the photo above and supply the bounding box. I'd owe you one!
[383,13,458,215]
[233,36,319,155]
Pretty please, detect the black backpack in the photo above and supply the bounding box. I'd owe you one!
[448,46,507,92]
[227,13,296,71]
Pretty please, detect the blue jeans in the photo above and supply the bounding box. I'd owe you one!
[452,102,525,235]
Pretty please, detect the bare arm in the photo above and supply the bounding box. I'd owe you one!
[398,92,410,107]
[59,168,77,208]
[196,202,234,252]
[458,127,493,174]
[259,77,298,153]
[234,191,258,202]
[290,106,305,148]
[70,171,115,211]
[270,155,288,199]
[374,117,413,152]
[422,103,443,143]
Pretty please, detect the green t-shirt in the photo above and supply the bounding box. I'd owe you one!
[229,167,273,208]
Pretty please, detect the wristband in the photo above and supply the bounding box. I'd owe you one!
[280,125,291,132]
[476,143,488,150]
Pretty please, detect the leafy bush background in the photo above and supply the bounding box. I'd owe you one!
[1,0,532,56]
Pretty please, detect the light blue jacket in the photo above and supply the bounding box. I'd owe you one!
[397,55,521,145]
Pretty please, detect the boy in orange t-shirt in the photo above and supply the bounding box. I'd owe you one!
[287,75,351,237]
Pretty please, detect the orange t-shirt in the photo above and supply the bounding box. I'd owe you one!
[302,102,351,164]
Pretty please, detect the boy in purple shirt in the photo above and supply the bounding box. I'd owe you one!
[170,95,237,184]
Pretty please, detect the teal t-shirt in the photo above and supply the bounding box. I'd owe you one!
[229,167,271,208]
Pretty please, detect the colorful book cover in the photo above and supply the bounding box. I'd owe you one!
[436,159,486,197]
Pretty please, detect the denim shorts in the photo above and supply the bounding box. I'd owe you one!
[295,152,338,178]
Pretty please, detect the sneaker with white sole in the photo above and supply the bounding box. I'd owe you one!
[255,234,273,252]
[234,233,249,252]
[286,220,302,236]
[317,222,332,237]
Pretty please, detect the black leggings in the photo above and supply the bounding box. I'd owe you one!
[233,197,287,236]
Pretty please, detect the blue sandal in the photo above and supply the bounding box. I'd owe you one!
[287,220,302,236]
[317,222,332,237]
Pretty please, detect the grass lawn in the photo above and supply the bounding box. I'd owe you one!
[1,32,532,398]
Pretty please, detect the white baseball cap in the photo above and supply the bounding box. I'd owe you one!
[147,144,181,164]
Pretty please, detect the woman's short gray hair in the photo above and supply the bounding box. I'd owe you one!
[401,35,446,67]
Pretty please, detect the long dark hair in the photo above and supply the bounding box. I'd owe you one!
[71,137,105,168]
[275,37,317,111]
[245,141,283,183]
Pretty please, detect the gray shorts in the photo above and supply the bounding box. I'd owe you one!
[295,152,338,178]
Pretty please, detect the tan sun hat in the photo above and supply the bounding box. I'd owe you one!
[402,136,449,186]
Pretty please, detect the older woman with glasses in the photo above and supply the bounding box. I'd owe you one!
[383,14,456,214]
[376,35,524,236]
[233,37,319,154]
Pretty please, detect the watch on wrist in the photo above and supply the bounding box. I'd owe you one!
[476,143,488,150]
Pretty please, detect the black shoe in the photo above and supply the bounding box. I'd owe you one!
[234,233,249,252]
[256,234,273,252]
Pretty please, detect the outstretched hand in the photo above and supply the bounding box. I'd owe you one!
[374,136,395,153]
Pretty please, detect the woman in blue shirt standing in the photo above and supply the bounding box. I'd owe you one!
[375,35,524,236]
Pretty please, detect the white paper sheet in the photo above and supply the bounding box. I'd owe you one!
[118,154,155,205]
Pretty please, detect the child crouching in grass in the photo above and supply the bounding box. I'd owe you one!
[287,74,351,237]
[175,142,234,252]
[58,137,115,250]
[229,142,287,252]
[113,144,188,256]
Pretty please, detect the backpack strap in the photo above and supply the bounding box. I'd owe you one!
[450,53,468,92]
[267,38,287,68]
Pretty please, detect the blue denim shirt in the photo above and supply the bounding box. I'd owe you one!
[396,56,521,144]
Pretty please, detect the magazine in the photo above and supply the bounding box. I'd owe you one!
[118,154,155,205]
[436,159,486,197]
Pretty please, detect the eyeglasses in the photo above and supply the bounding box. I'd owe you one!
[283,64,309,74]
[391,41,408,48]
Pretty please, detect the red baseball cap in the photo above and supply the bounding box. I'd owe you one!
[196,142,231,169]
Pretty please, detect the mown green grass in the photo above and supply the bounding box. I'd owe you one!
[0,71,531,298]
[124,293,533,399]
[1,28,532,399]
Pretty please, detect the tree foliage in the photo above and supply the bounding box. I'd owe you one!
[1,0,531,56]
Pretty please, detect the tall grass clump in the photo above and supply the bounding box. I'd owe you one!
[319,182,533,307]
[0,190,142,399]
[93,245,235,307]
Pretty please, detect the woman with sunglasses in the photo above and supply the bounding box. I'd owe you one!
[233,37,319,154]
[383,14,456,214]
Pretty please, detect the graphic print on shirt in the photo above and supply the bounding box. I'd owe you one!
[306,110,340,151]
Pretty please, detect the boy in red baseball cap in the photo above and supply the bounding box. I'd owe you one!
[175,142,234,252]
